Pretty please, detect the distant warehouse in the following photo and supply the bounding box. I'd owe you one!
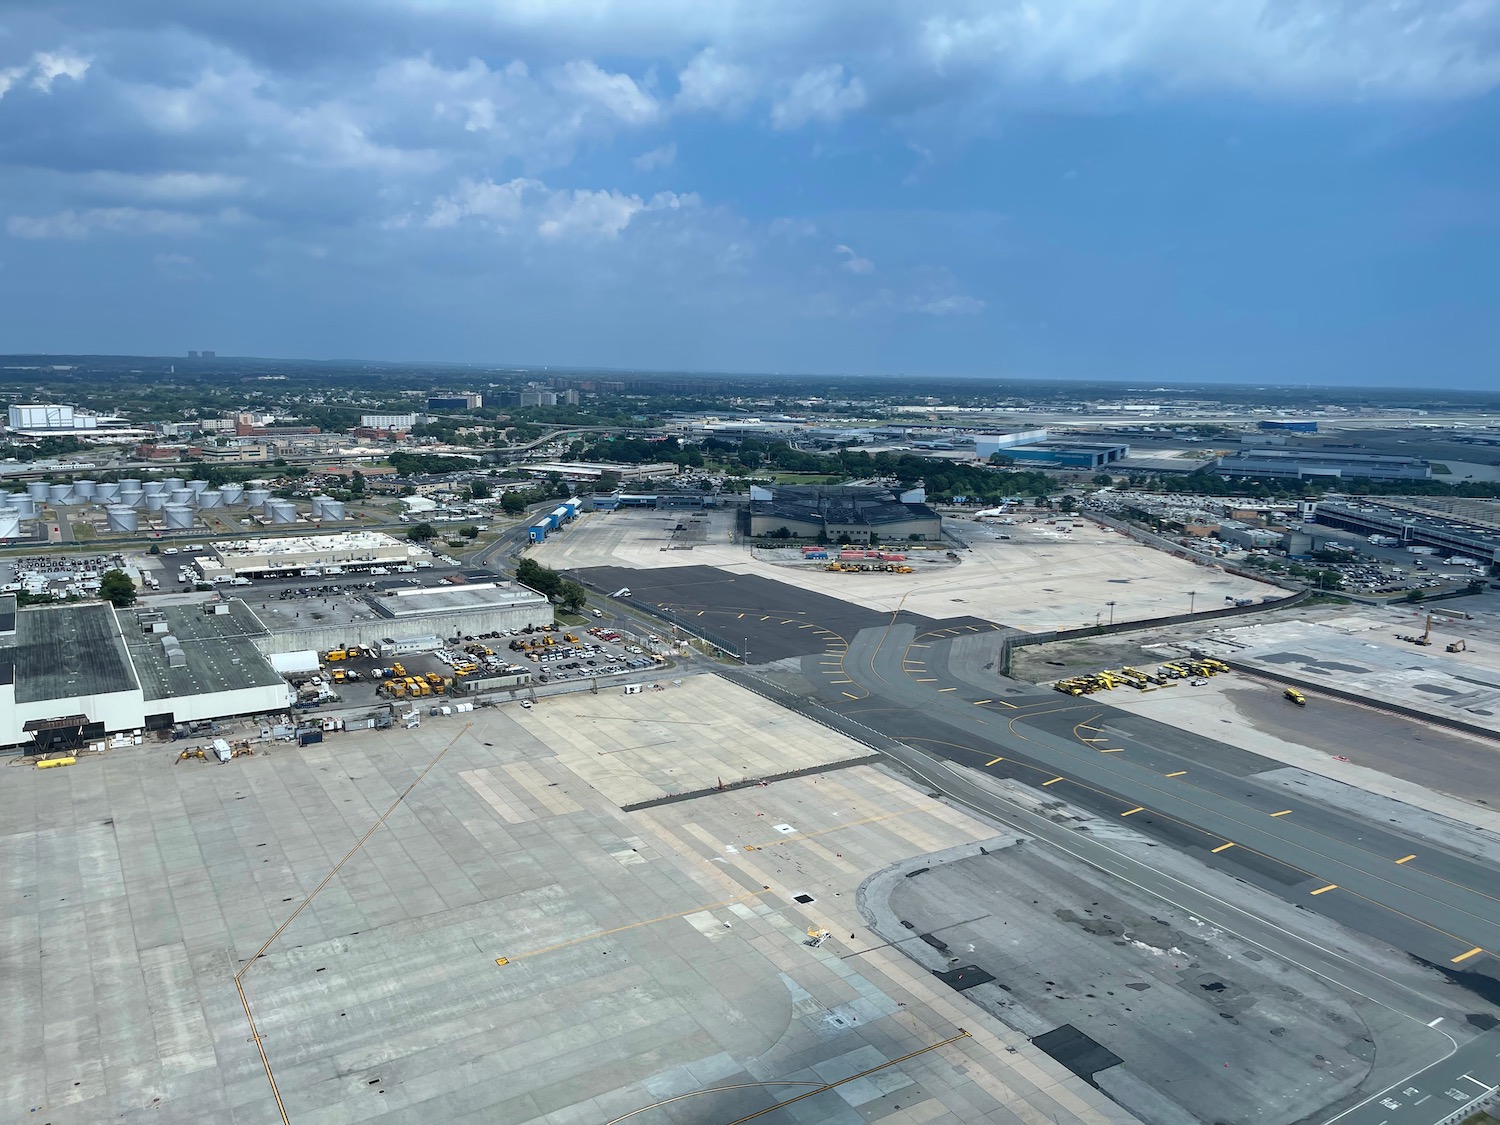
[748,484,941,543]
[1000,442,1130,469]
[1215,450,1431,482]
[1259,420,1319,433]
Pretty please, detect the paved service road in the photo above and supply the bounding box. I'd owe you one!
[1328,1029,1500,1125]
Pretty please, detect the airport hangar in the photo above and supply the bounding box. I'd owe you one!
[0,580,555,752]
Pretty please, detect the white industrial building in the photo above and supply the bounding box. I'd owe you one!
[359,412,423,430]
[972,430,1051,459]
[196,531,424,580]
[6,403,155,441]
[0,597,290,752]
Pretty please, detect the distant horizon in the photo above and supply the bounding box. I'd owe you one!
[1,351,1496,400]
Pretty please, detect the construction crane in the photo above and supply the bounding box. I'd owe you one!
[1397,614,1434,647]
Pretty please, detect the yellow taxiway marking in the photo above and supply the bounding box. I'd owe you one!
[1165,770,1187,778]
[1078,724,1104,732]
[1211,842,1236,854]
[911,644,930,649]
[1043,777,1064,787]
[1452,946,1485,964]
[1121,807,1144,816]
[780,619,796,625]
[985,757,1004,766]
[831,679,854,684]
[1100,747,1125,753]
[1311,884,1338,895]
[915,678,939,683]
[736,613,746,620]
[973,699,992,705]
[1270,810,1292,818]
[1396,854,1417,865]
[842,692,859,700]
[500,890,768,963]
[1081,737,1106,743]
[760,616,772,621]
[997,700,1018,708]
[799,623,817,629]
[938,687,958,693]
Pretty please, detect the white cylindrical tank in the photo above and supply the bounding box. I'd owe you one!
[9,495,36,518]
[0,511,21,540]
[48,483,72,503]
[169,488,194,506]
[106,506,139,533]
[245,488,271,508]
[268,501,297,524]
[163,504,195,529]
[117,477,142,492]
[188,479,209,496]
[72,480,97,499]
[309,495,327,518]
[319,499,346,521]
[26,481,50,501]
[144,493,167,512]
[198,489,224,509]
[95,482,119,502]
[142,480,166,496]
[220,483,244,504]
[162,477,186,491]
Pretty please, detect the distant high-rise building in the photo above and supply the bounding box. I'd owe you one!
[187,351,199,358]
[561,389,580,405]
[426,392,483,410]
[202,350,216,358]
[519,391,558,407]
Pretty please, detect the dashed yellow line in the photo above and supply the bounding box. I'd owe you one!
[1270,810,1292,818]
[1121,807,1144,817]
[1100,747,1124,754]
[973,699,992,705]
[1396,854,1416,865]
[1078,724,1104,733]
[1211,842,1236,854]
[985,757,1004,766]
[736,613,746,620]
[1081,737,1106,743]
[1165,770,1187,778]
[1452,946,1485,964]
[831,679,854,684]
[1043,777,1064,787]
[938,687,957,693]
[842,692,859,700]
[915,678,938,683]
[1311,884,1338,895]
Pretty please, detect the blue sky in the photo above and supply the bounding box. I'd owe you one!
[1,2,1497,387]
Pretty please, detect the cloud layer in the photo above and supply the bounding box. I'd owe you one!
[1,1,1497,376]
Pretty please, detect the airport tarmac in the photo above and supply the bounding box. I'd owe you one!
[531,508,1280,633]
[0,675,1133,1125]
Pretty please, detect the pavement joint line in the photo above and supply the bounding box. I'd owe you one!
[985,757,1004,765]
[1121,807,1145,816]
[1212,842,1237,853]
[1397,855,1417,864]
[500,890,770,963]
[1271,810,1293,818]
[1452,946,1485,964]
[1312,884,1339,895]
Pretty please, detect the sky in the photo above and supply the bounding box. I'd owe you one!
[0,2,1497,388]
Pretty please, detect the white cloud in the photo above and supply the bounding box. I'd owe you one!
[7,207,211,240]
[771,64,866,129]
[551,59,660,124]
[675,48,759,114]
[633,142,677,171]
[423,177,696,240]
[913,293,984,315]
[31,51,91,92]
[88,171,247,201]
[834,243,875,274]
[0,66,27,100]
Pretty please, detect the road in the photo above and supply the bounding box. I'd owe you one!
[1327,1030,1500,1125]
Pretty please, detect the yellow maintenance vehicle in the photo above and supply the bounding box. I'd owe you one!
[1284,688,1306,706]
[392,661,407,678]
[424,672,445,686]
[325,648,347,662]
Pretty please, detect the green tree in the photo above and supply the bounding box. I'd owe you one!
[460,525,480,539]
[1092,473,1113,486]
[557,579,588,613]
[500,491,527,515]
[350,470,366,497]
[407,522,436,542]
[598,470,621,492]
[469,480,491,499]
[148,544,160,555]
[99,569,137,607]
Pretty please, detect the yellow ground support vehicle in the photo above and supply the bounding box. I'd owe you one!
[425,672,444,686]
[392,661,407,678]
[325,648,347,662]
[1284,688,1306,706]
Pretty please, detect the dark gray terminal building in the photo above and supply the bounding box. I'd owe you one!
[747,484,942,543]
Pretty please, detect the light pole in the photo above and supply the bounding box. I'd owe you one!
[1189,590,1197,614]
[1106,601,1116,627]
